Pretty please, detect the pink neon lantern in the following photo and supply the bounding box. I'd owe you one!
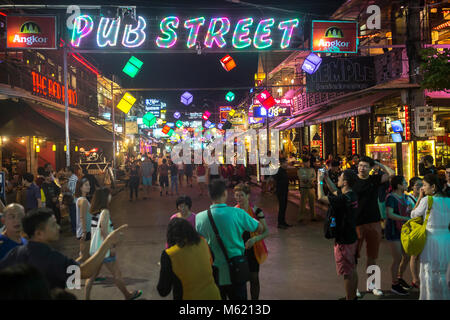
[257,90,276,110]
[202,110,211,120]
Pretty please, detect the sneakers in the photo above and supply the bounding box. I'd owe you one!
[411,281,420,289]
[372,288,384,296]
[397,278,411,290]
[391,283,409,295]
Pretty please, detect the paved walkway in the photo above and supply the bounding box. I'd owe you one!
[55,180,419,300]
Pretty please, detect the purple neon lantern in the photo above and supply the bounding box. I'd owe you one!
[181,91,193,105]
[174,111,181,119]
[302,53,322,75]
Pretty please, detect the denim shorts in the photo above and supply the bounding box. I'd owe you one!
[104,256,116,263]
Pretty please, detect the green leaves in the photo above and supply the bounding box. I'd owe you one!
[419,48,450,91]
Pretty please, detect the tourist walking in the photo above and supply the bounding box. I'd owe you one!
[159,158,170,196]
[297,157,317,222]
[128,161,140,202]
[141,155,154,200]
[75,178,91,263]
[170,196,196,228]
[169,160,179,196]
[196,162,207,196]
[273,158,292,229]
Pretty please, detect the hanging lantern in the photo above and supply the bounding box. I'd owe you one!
[122,56,143,78]
[202,111,211,120]
[116,92,136,114]
[181,91,193,106]
[256,90,276,110]
[175,120,184,128]
[220,55,236,71]
[225,91,235,102]
[228,109,236,117]
[52,144,56,152]
[143,113,157,127]
[302,52,322,75]
[173,111,181,119]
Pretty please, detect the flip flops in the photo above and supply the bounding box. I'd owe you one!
[128,290,143,300]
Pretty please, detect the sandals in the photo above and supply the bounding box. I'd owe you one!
[128,290,143,300]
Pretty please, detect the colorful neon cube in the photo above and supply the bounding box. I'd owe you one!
[181,91,193,106]
[162,125,171,135]
[175,120,183,128]
[225,91,235,102]
[302,53,322,75]
[256,90,276,110]
[143,112,157,127]
[220,55,236,71]
[122,56,143,78]
[217,123,223,130]
[116,92,136,114]
[174,111,181,119]
[202,111,211,120]
[228,109,236,117]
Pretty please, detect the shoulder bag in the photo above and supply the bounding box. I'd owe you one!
[401,196,433,256]
[207,209,250,285]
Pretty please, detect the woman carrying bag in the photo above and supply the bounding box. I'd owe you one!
[85,187,142,300]
[410,174,450,300]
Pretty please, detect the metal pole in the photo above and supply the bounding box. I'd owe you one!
[111,80,116,170]
[63,46,70,167]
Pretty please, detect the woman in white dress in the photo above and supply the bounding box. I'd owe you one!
[75,177,91,263]
[410,174,450,300]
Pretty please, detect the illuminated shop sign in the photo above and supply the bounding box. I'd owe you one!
[31,71,77,107]
[253,106,291,117]
[312,20,358,53]
[69,15,302,50]
[7,15,57,49]
[145,98,166,117]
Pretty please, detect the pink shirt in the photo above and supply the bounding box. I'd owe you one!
[169,212,197,229]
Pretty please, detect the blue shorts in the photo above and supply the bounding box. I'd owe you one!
[104,256,116,263]
[142,176,152,186]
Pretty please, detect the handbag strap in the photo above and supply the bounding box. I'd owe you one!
[207,209,231,264]
[423,196,434,225]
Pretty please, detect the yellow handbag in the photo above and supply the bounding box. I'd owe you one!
[401,196,433,256]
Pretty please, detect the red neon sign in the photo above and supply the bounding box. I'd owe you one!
[404,105,410,141]
[31,71,77,107]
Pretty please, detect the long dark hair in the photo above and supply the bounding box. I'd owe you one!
[167,218,200,248]
[423,174,447,197]
[90,187,111,215]
[74,177,90,198]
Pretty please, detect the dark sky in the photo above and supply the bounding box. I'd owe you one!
[2,0,345,119]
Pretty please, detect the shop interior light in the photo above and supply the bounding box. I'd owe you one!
[64,145,67,151]
[122,56,144,78]
[302,52,323,75]
[75,146,78,152]
[116,92,136,114]
[52,144,56,151]
[36,145,40,153]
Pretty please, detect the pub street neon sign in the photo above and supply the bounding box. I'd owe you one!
[71,15,300,50]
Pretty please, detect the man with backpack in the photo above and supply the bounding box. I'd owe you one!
[317,169,359,300]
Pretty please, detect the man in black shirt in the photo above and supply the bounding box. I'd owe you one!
[82,168,100,201]
[318,169,359,300]
[273,158,292,229]
[419,155,437,177]
[0,208,128,290]
[41,172,61,225]
[352,156,394,296]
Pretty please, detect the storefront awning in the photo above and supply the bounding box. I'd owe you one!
[28,103,115,142]
[0,99,65,138]
[269,118,286,128]
[276,109,322,130]
[308,91,397,125]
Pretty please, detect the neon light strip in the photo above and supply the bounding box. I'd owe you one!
[122,16,147,48]
[184,17,205,48]
[97,17,121,47]
[0,11,7,16]
[278,19,299,49]
[204,17,231,48]
[156,16,180,48]
[71,15,94,47]
[71,53,100,75]
[232,18,253,49]
[254,18,275,49]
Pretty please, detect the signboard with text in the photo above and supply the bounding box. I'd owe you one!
[306,56,375,92]
[7,15,57,49]
[312,20,358,53]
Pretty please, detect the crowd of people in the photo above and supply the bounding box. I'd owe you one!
[0,150,449,301]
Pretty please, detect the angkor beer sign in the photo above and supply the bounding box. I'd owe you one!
[69,15,302,50]
[6,16,57,49]
[31,71,78,107]
[312,20,358,53]
[306,56,375,92]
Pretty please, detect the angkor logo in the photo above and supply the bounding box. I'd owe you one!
[20,21,41,34]
[324,26,343,38]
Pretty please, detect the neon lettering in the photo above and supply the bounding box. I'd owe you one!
[156,16,180,48]
[278,19,299,49]
[97,17,121,47]
[71,15,94,47]
[184,17,205,48]
[254,18,274,49]
[232,18,253,49]
[122,16,147,48]
[204,17,231,48]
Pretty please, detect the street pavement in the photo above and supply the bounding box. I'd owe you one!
[55,181,419,300]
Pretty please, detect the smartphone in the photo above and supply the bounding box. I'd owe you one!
[318,168,326,173]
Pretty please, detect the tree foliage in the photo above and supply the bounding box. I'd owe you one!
[419,48,450,91]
